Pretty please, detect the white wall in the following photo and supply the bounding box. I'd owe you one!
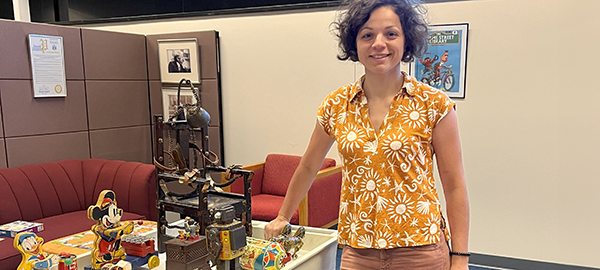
[86,0,600,267]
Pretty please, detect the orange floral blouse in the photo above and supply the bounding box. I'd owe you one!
[317,72,455,249]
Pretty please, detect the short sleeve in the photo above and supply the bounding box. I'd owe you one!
[317,91,337,137]
[431,90,456,128]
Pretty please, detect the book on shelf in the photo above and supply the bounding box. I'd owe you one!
[0,220,44,238]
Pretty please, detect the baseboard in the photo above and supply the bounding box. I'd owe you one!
[470,253,599,270]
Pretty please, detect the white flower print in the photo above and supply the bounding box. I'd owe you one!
[387,193,415,224]
[339,123,366,152]
[317,77,455,250]
[338,111,348,124]
[340,201,349,215]
[423,125,432,135]
[364,140,378,153]
[416,201,431,215]
[398,231,418,246]
[328,116,336,131]
[415,144,428,166]
[364,155,372,165]
[346,154,360,166]
[391,179,405,194]
[366,202,376,213]
[338,237,348,246]
[445,98,452,107]
[347,184,356,194]
[381,219,392,230]
[375,230,394,248]
[375,196,388,212]
[400,101,427,129]
[409,217,419,227]
[382,133,411,162]
[357,169,380,201]
[381,176,391,186]
[423,214,441,243]
[341,212,359,244]
[357,234,373,248]
[428,108,438,123]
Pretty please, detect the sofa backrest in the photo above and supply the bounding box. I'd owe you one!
[0,159,156,225]
[261,154,336,196]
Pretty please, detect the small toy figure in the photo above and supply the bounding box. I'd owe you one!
[13,231,59,270]
[182,217,200,240]
[87,190,134,270]
[165,216,201,242]
[269,224,305,259]
[57,252,78,270]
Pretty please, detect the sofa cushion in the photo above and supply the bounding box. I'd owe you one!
[0,211,146,266]
[250,194,299,225]
[82,159,157,220]
[0,159,156,227]
[262,154,336,196]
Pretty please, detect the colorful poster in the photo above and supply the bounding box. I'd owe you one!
[411,24,469,98]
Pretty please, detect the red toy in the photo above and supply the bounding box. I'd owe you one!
[58,252,77,270]
[121,232,160,269]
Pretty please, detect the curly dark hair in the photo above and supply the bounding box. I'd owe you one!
[332,0,429,63]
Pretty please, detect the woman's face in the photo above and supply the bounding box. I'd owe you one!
[356,6,405,76]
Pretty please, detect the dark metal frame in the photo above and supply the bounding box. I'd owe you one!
[153,115,253,253]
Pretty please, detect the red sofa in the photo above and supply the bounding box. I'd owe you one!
[0,159,156,270]
[224,154,342,228]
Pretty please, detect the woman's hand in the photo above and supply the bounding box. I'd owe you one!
[264,215,290,240]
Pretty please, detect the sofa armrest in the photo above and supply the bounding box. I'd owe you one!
[300,165,342,227]
[222,162,265,195]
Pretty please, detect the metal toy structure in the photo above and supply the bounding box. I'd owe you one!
[154,78,307,270]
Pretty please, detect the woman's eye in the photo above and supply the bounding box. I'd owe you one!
[387,32,398,37]
[361,33,372,39]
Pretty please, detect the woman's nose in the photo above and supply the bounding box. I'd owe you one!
[372,34,385,49]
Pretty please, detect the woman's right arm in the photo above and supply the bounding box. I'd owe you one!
[264,122,335,239]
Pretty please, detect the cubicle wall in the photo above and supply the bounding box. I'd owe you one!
[0,19,222,168]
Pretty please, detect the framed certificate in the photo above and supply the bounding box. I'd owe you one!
[28,34,67,98]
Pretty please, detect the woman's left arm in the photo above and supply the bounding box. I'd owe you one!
[432,108,470,270]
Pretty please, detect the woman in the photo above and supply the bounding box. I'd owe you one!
[265,0,469,269]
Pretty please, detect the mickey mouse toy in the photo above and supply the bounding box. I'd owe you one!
[87,190,134,269]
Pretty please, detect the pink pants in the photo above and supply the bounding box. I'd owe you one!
[340,234,450,270]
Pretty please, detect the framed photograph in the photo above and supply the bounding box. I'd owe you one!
[162,87,198,120]
[157,38,201,84]
[410,23,469,98]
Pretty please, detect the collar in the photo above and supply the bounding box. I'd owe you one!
[350,71,417,103]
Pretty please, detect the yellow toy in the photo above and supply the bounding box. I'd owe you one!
[13,232,59,270]
[87,190,134,270]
